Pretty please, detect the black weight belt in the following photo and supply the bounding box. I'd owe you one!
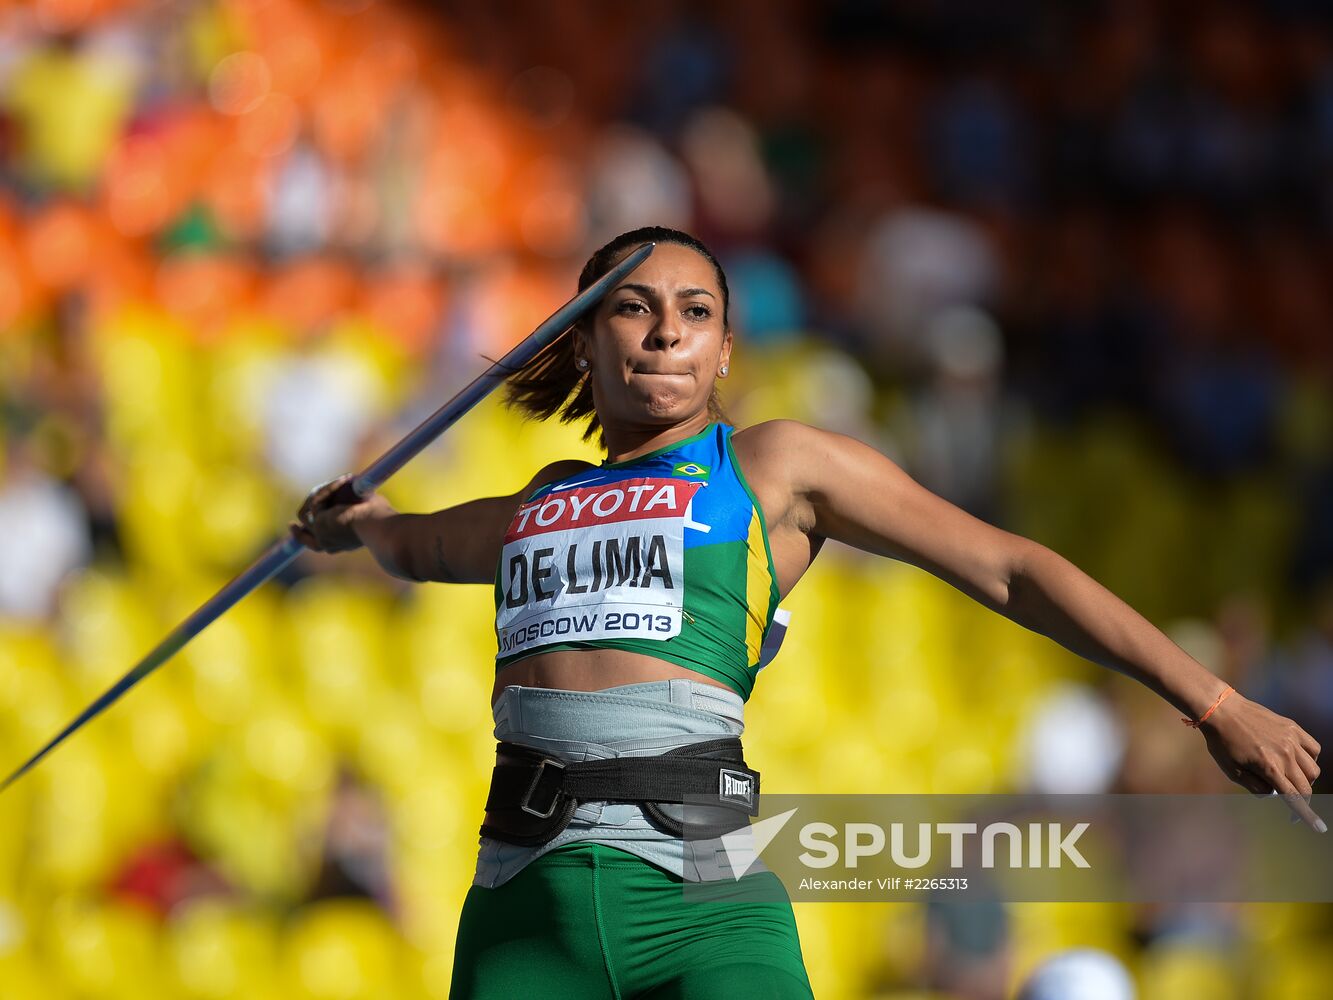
[480,737,761,847]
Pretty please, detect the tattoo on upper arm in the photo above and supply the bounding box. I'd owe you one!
[433,533,458,584]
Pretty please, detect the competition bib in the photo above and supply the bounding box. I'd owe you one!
[495,476,704,659]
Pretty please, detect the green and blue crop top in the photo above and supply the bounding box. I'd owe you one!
[492,421,791,701]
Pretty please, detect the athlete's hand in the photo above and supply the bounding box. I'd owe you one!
[289,473,395,553]
[1197,690,1325,832]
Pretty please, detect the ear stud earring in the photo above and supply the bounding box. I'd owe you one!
[720,365,729,376]
[576,358,590,370]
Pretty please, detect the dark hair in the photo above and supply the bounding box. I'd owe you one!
[502,226,732,449]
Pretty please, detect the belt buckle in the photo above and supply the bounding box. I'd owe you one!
[520,757,567,818]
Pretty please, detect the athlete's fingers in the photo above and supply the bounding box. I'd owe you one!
[1236,765,1307,826]
[1262,748,1314,803]
[1265,769,1326,833]
[289,521,322,551]
[1297,728,1322,761]
[297,486,324,524]
[298,473,353,525]
[1295,746,1322,787]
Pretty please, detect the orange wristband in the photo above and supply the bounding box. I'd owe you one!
[1182,684,1234,728]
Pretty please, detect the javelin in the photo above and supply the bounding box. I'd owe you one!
[0,242,656,794]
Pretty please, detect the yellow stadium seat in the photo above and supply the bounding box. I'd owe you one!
[279,898,405,1000]
[1139,940,1241,1000]
[197,321,287,462]
[27,741,124,889]
[165,896,282,999]
[283,577,392,741]
[1253,938,1333,1000]
[397,584,502,740]
[0,948,73,999]
[390,854,478,959]
[180,588,284,726]
[95,308,198,450]
[174,747,315,899]
[238,704,336,801]
[58,568,157,696]
[1237,901,1327,944]
[42,893,165,997]
[185,464,279,570]
[350,692,445,798]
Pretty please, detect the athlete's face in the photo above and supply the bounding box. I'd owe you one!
[575,242,732,428]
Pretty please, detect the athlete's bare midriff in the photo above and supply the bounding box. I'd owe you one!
[490,647,735,709]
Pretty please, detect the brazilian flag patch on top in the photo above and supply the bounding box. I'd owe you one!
[672,460,710,480]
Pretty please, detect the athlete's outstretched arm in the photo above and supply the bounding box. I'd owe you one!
[290,459,595,585]
[764,419,1324,829]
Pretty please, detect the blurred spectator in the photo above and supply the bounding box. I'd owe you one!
[108,836,232,919]
[261,340,385,493]
[1017,947,1136,1000]
[854,206,999,378]
[625,10,731,136]
[921,884,1012,1000]
[2,26,141,193]
[907,304,1010,522]
[0,433,93,621]
[584,124,692,240]
[1010,205,1165,425]
[304,765,397,918]
[725,247,805,344]
[265,141,333,256]
[1138,212,1282,479]
[926,75,1034,210]
[680,106,775,237]
[1017,681,1127,795]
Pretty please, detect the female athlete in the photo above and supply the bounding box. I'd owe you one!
[289,225,1323,999]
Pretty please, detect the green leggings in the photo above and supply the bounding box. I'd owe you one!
[449,842,815,999]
